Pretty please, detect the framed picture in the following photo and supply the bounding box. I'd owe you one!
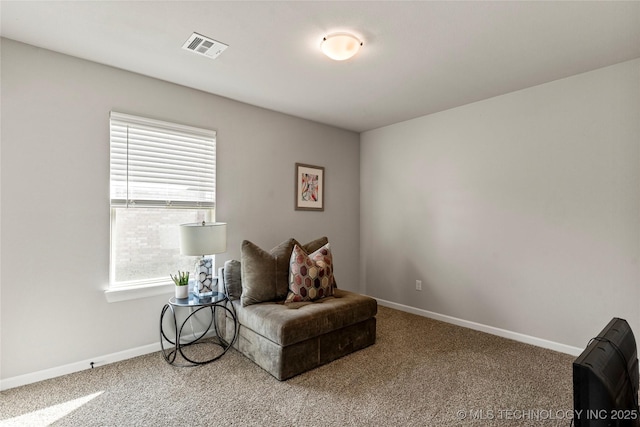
[295,163,324,211]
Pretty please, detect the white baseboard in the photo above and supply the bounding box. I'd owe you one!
[0,328,218,391]
[0,342,161,391]
[375,298,583,357]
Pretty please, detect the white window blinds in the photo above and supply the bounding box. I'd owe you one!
[110,112,216,208]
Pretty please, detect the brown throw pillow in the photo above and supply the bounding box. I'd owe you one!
[222,259,242,301]
[295,236,328,254]
[240,239,295,306]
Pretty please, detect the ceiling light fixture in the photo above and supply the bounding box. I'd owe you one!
[321,33,363,61]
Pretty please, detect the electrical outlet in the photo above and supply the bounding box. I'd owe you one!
[416,280,422,291]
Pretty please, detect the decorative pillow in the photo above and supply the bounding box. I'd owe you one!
[290,236,338,290]
[285,243,334,303]
[241,239,295,306]
[291,236,337,289]
[294,236,328,254]
[223,260,242,301]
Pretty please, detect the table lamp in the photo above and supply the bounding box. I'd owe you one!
[179,221,227,298]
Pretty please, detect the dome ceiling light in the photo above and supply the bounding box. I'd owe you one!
[320,33,363,61]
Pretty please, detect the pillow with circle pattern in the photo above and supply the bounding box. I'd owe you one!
[285,243,334,303]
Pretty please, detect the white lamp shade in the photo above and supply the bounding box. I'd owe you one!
[321,33,362,61]
[179,222,227,256]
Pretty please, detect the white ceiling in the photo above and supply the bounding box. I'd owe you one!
[1,1,639,132]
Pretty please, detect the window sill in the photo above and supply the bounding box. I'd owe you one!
[104,280,173,303]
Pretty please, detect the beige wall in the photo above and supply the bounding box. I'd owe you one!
[0,38,360,381]
[361,59,640,349]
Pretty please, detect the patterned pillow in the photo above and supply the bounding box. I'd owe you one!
[289,236,330,296]
[285,243,334,303]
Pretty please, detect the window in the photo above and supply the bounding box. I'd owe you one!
[109,112,216,293]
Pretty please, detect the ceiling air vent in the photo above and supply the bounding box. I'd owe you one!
[182,32,228,59]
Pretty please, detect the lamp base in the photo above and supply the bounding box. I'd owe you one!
[193,256,215,298]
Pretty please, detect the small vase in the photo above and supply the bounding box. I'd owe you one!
[175,285,188,299]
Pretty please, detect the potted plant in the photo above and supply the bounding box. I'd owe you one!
[170,271,190,299]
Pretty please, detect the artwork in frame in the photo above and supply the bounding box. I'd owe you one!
[295,163,324,211]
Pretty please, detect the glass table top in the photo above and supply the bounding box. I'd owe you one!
[169,291,226,307]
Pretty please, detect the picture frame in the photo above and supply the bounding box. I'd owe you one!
[295,163,324,211]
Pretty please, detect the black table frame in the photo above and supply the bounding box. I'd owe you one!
[160,291,238,366]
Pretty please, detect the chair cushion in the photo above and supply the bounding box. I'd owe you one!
[233,289,377,347]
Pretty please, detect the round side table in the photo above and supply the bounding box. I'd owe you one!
[159,291,238,366]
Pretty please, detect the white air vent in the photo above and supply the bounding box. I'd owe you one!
[182,32,228,59]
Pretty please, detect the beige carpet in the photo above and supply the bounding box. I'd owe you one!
[0,306,576,426]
